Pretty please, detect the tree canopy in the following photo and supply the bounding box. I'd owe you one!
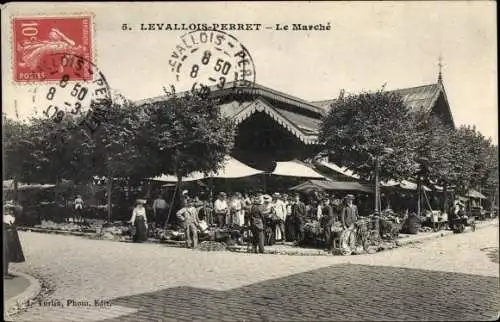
[319,90,418,182]
[137,89,236,180]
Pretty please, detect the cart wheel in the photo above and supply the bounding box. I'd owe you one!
[471,222,476,232]
[458,224,465,233]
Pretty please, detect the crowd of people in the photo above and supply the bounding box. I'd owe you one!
[133,190,361,253]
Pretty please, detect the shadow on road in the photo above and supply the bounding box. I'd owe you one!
[102,264,499,322]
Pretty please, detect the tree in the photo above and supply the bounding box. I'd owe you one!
[26,116,95,185]
[319,89,418,182]
[137,89,236,222]
[448,125,490,195]
[411,108,455,211]
[138,90,236,179]
[3,116,32,201]
[483,144,499,209]
[87,95,148,220]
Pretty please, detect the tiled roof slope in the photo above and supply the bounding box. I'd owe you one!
[311,83,441,112]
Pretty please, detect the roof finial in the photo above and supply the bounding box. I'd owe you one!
[338,89,345,100]
[437,54,443,84]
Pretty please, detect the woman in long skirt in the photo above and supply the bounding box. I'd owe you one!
[129,200,148,243]
[3,203,25,278]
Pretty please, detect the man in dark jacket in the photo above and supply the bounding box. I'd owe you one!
[321,196,335,250]
[341,194,358,249]
[291,193,307,244]
[341,194,358,229]
[248,196,265,253]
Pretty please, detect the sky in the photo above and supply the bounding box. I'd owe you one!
[2,1,498,143]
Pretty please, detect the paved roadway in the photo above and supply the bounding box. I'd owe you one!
[10,225,500,321]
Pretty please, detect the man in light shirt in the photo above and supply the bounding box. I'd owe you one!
[153,194,169,228]
[214,192,229,228]
[272,193,287,242]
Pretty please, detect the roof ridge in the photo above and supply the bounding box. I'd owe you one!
[389,82,439,92]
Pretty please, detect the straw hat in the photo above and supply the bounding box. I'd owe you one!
[263,194,272,203]
[344,194,355,200]
[253,195,264,205]
[272,192,281,198]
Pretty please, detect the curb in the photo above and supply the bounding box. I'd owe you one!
[396,219,498,247]
[226,246,331,256]
[4,271,41,320]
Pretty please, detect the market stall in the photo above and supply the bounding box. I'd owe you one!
[290,179,373,194]
[271,160,325,179]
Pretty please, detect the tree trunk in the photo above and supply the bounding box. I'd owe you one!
[54,177,60,203]
[107,178,112,222]
[13,176,19,202]
[146,179,152,199]
[443,184,448,213]
[417,176,421,216]
[374,156,380,213]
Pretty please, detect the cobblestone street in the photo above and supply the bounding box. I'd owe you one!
[10,225,500,321]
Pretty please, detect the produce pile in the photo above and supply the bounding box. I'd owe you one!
[36,220,95,232]
[400,213,422,234]
[418,226,434,233]
[198,241,227,251]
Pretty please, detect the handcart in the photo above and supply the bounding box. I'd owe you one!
[449,213,475,233]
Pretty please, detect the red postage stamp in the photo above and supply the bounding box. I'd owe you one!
[13,16,92,82]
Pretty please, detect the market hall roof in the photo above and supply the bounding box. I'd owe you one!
[135,82,323,145]
[310,81,455,128]
[218,99,320,144]
[135,80,455,145]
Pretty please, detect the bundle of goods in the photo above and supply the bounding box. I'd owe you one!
[100,226,124,236]
[355,218,380,252]
[168,230,186,241]
[198,241,226,252]
[378,214,402,240]
[401,213,421,235]
[37,220,82,232]
[213,228,232,242]
[302,221,323,247]
[418,226,433,233]
[84,219,106,233]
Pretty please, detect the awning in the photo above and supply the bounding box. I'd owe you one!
[272,161,325,179]
[3,180,56,191]
[210,156,263,179]
[317,161,360,179]
[399,180,432,192]
[380,179,431,191]
[151,172,204,183]
[150,156,263,182]
[290,179,373,193]
[466,189,487,199]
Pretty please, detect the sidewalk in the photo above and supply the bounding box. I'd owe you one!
[4,271,41,320]
[18,219,498,256]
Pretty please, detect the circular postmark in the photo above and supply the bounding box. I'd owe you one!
[32,53,113,133]
[169,29,256,99]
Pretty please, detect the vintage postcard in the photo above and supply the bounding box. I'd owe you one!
[2,2,498,322]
